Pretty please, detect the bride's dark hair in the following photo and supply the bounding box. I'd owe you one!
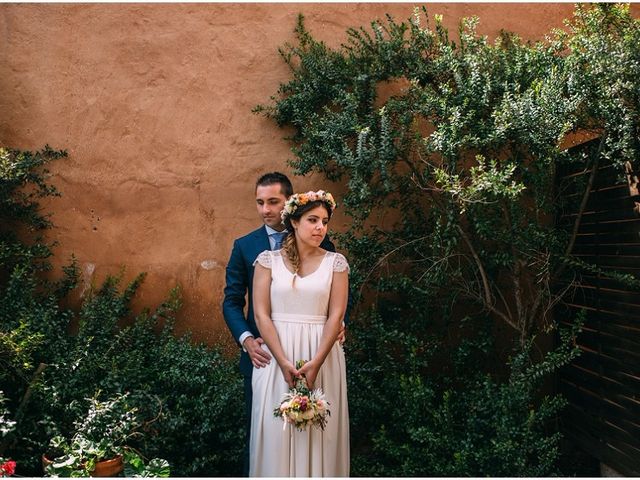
[282,200,333,282]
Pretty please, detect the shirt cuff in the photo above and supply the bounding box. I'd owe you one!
[239,331,254,352]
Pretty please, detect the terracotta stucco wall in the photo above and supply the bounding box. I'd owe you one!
[1,3,628,342]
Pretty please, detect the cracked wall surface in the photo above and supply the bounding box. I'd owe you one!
[2,3,629,343]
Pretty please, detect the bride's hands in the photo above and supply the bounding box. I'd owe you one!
[297,360,320,389]
[279,361,299,388]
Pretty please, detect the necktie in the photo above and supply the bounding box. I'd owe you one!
[272,232,287,250]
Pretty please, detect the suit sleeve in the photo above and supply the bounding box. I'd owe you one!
[222,239,250,345]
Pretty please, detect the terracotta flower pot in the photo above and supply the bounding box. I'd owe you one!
[91,455,124,477]
[42,454,124,477]
[41,454,52,473]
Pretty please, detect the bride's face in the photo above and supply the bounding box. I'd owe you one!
[292,205,330,248]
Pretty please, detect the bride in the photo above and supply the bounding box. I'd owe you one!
[249,190,350,477]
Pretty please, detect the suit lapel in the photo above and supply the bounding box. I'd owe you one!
[249,226,271,264]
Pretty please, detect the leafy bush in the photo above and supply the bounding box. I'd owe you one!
[0,392,15,440]
[0,145,78,473]
[16,274,244,477]
[346,305,582,476]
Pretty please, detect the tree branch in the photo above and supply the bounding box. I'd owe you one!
[456,224,494,308]
[455,282,520,332]
[502,200,525,329]
[559,134,606,271]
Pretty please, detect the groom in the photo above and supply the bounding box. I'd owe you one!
[222,172,342,476]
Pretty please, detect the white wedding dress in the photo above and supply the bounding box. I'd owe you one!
[249,249,350,477]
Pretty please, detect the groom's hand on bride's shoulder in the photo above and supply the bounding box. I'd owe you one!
[244,336,272,368]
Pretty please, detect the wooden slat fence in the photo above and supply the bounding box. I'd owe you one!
[556,138,640,476]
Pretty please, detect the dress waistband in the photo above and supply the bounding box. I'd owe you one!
[272,313,327,324]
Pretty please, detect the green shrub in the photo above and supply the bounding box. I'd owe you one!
[346,306,582,476]
[0,145,78,473]
[0,392,15,440]
[23,275,244,477]
[5,272,245,477]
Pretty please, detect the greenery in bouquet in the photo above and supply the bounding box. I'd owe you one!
[273,360,331,431]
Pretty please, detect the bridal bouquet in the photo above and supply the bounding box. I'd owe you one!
[273,360,330,431]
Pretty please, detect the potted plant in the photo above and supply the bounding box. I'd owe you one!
[43,393,169,477]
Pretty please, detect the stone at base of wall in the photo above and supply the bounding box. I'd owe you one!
[601,463,623,477]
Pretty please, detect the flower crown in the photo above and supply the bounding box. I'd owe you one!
[280,190,337,222]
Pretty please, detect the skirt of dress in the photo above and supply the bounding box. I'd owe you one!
[249,314,350,477]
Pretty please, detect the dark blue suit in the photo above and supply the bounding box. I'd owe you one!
[222,226,336,475]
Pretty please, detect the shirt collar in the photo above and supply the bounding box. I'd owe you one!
[265,225,288,236]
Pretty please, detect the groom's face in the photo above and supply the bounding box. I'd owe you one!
[256,183,288,230]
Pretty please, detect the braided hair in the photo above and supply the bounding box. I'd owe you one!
[281,199,334,285]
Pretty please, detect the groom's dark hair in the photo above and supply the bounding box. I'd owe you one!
[255,172,293,198]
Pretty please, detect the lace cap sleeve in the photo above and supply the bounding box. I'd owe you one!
[332,253,350,273]
[253,250,272,269]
